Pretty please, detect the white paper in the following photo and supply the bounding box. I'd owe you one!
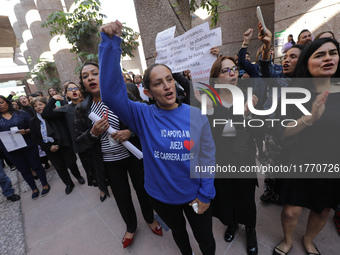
[156,25,176,45]
[88,112,143,159]
[155,22,222,73]
[156,25,177,63]
[0,130,27,152]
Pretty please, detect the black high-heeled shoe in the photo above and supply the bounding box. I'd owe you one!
[100,194,107,202]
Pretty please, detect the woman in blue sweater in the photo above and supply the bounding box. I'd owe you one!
[99,21,216,255]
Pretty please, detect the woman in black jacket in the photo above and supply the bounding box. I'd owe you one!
[74,62,162,249]
[42,82,97,187]
[30,97,85,195]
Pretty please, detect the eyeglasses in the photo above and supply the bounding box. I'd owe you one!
[220,66,239,76]
[66,87,79,91]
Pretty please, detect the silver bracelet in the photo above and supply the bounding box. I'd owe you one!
[90,130,99,138]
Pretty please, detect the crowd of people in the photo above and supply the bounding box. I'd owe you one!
[1,19,340,255]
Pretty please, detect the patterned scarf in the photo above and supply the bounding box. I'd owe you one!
[36,113,54,143]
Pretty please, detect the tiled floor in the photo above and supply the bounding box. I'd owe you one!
[3,162,340,255]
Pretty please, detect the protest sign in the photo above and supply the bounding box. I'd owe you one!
[155,22,222,74]
[156,25,176,62]
[0,131,27,152]
[155,25,176,45]
[191,66,212,86]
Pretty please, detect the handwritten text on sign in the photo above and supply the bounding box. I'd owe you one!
[156,22,222,73]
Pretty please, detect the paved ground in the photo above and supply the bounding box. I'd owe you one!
[1,160,339,255]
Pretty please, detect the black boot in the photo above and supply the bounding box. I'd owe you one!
[246,227,258,255]
[224,222,238,242]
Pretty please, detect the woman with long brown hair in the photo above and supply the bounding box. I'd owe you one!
[273,37,340,255]
[74,61,162,249]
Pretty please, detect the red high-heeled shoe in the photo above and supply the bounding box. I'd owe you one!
[151,224,163,236]
[122,232,134,248]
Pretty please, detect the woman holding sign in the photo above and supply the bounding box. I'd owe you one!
[273,38,340,255]
[74,62,162,249]
[99,21,216,255]
[0,95,50,200]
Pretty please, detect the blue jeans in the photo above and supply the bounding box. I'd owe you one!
[0,163,14,197]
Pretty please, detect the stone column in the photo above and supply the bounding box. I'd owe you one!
[34,0,79,85]
[9,0,44,91]
[20,0,52,62]
[9,1,30,66]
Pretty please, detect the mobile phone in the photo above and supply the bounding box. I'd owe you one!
[257,6,267,34]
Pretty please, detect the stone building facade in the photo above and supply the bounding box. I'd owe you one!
[1,0,340,94]
[134,0,340,66]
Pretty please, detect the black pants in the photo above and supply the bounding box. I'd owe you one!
[46,146,81,186]
[40,155,49,165]
[148,196,216,255]
[5,146,48,190]
[104,157,154,233]
[78,150,97,185]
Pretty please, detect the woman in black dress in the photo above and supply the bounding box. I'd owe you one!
[273,38,340,255]
[199,56,261,255]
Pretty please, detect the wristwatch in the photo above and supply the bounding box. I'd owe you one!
[128,129,135,138]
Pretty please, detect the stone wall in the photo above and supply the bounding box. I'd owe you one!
[133,0,191,67]
[134,0,340,68]
[134,0,275,67]
[274,0,340,63]
[214,0,274,62]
